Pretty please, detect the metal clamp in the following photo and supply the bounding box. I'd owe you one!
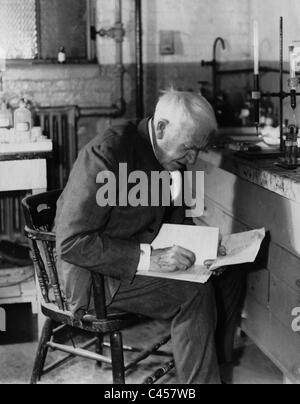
[90,24,125,43]
[252,91,261,100]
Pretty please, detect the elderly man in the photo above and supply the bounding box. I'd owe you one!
[55,90,245,384]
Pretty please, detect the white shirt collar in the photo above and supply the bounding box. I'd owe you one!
[148,118,155,152]
[147,118,181,201]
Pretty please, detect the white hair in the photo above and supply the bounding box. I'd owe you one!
[153,89,217,137]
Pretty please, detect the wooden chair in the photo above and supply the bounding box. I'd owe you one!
[22,190,174,384]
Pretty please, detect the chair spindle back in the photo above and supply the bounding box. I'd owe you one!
[22,190,66,311]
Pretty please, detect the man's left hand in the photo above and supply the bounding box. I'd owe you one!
[204,245,227,277]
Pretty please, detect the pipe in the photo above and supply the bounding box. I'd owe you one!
[86,0,92,60]
[212,37,226,110]
[213,38,226,62]
[215,67,292,75]
[135,0,144,119]
[202,37,226,110]
[79,0,126,119]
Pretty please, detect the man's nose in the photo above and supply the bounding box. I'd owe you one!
[186,150,198,165]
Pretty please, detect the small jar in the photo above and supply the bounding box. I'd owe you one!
[58,47,66,64]
[14,98,32,133]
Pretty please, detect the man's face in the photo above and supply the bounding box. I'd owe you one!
[155,121,207,171]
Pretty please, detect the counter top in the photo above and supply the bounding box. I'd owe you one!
[0,151,52,161]
[197,148,300,204]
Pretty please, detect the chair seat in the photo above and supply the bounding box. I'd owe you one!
[41,302,141,333]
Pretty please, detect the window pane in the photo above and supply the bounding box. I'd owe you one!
[39,0,87,60]
[0,0,38,59]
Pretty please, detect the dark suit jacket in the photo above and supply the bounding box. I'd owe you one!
[55,119,186,318]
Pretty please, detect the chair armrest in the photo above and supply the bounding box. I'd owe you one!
[24,226,56,242]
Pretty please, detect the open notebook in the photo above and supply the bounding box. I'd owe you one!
[138,224,265,284]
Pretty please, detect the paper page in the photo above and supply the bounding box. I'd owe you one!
[151,224,219,266]
[137,224,219,284]
[139,265,212,284]
[210,228,265,271]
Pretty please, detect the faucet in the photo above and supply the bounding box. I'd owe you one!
[201,37,226,110]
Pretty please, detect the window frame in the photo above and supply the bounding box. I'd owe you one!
[3,0,96,65]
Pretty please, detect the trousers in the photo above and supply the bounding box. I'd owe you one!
[108,269,246,384]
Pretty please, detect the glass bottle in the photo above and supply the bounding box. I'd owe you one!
[0,100,12,128]
[58,46,66,64]
[14,98,32,132]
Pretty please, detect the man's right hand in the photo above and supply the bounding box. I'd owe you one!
[150,246,196,273]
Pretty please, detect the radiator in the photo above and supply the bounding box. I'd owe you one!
[35,106,79,190]
[0,192,26,242]
[0,106,79,243]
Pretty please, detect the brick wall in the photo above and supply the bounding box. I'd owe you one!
[4,65,113,108]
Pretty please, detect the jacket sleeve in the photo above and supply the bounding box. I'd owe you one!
[55,139,140,282]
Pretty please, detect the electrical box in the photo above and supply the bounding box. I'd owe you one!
[159,31,175,55]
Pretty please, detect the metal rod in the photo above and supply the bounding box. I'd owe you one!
[47,341,112,364]
[253,75,260,131]
[135,0,144,119]
[79,104,125,118]
[260,91,300,98]
[280,16,284,151]
[35,0,42,59]
[115,0,123,65]
[43,338,99,375]
[115,0,121,23]
[212,38,226,110]
[86,0,92,60]
[78,0,125,119]
[216,67,293,75]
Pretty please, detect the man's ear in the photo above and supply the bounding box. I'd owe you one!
[156,119,169,140]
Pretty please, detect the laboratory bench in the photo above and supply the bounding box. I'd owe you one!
[0,150,51,193]
[193,147,300,384]
[0,148,52,337]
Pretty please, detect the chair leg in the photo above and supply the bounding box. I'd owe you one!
[95,334,104,368]
[110,332,125,384]
[30,318,54,384]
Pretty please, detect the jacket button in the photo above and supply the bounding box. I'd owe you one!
[148,228,155,234]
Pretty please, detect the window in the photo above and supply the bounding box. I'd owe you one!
[0,0,95,62]
[0,0,38,59]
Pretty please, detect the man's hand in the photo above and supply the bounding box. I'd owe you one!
[150,245,196,273]
[204,245,227,277]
